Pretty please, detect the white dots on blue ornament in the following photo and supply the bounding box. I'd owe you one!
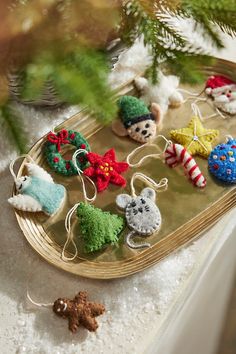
[208,138,236,183]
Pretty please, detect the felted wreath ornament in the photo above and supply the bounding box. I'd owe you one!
[44,129,90,176]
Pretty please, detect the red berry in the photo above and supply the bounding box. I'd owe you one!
[80,144,86,149]
[79,157,84,163]
[66,162,70,170]
[231,145,236,148]
[213,164,219,170]
[53,157,59,163]
[70,133,75,140]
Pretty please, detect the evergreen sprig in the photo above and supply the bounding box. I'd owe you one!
[121,0,236,81]
[20,48,117,123]
[0,104,26,154]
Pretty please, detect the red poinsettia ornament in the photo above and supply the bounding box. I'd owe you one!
[83,149,129,192]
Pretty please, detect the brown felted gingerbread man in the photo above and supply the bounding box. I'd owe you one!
[53,291,105,333]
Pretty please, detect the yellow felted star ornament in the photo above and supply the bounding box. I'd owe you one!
[170,116,219,158]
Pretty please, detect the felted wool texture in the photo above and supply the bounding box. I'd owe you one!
[135,74,183,115]
[208,139,236,183]
[170,116,219,158]
[8,162,66,215]
[77,203,125,253]
[118,96,150,125]
[116,96,157,144]
[22,176,65,215]
[83,148,129,192]
[44,129,90,176]
[116,188,161,236]
[53,291,105,333]
[205,75,236,115]
[165,143,206,188]
[125,195,161,235]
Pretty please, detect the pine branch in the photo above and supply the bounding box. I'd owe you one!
[20,48,117,123]
[0,103,27,154]
[121,0,236,83]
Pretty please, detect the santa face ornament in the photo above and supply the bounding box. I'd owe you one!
[205,75,236,115]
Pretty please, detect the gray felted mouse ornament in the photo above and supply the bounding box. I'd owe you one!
[116,186,162,249]
[112,95,162,144]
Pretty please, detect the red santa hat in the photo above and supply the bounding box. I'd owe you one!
[205,75,236,95]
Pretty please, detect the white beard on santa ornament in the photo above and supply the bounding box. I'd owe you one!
[211,85,236,115]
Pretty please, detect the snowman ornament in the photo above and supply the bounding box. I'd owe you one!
[205,75,236,115]
[8,162,66,216]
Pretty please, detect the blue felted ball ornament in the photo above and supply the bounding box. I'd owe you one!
[208,138,236,183]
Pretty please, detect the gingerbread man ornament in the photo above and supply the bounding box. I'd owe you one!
[53,291,105,333]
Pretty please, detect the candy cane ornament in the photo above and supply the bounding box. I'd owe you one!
[164,143,206,188]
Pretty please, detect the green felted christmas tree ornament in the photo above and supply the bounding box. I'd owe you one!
[77,202,125,253]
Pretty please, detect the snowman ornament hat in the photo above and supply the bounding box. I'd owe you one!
[112,95,162,143]
[205,75,236,115]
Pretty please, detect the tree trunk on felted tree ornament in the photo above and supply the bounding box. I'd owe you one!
[77,202,125,253]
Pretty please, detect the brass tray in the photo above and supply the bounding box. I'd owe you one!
[14,58,236,279]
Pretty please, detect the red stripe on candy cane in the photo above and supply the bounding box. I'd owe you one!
[184,156,192,168]
[189,164,198,177]
[180,148,186,163]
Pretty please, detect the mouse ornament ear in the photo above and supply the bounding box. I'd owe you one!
[116,194,132,210]
[151,103,163,128]
[140,187,156,202]
[111,119,129,137]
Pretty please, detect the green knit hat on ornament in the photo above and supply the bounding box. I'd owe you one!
[118,95,154,128]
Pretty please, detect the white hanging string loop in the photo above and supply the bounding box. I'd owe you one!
[177,88,202,104]
[27,290,53,308]
[9,154,35,182]
[130,172,168,197]
[61,202,81,261]
[62,149,97,262]
[177,88,200,97]
[191,98,226,120]
[126,135,172,168]
[72,149,97,204]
